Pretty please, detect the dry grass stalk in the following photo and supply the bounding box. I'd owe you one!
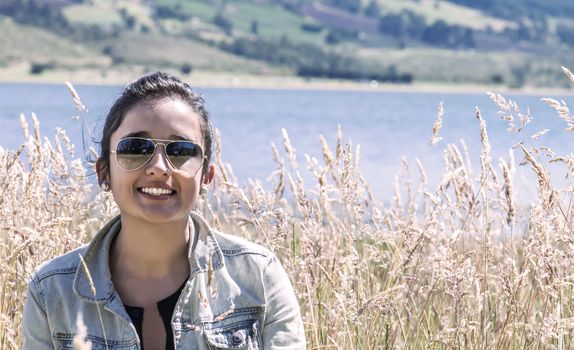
[550,154,574,177]
[519,144,555,203]
[530,128,549,140]
[541,97,574,131]
[213,128,232,186]
[476,108,491,173]
[430,101,444,145]
[281,128,297,169]
[65,82,87,116]
[487,91,532,133]
[561,66,574,84]
[500,159,516,225]
[270,142,286,197]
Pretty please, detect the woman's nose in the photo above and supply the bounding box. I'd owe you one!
[145,144,171,175]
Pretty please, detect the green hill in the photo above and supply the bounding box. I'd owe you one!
[1,0,573,89]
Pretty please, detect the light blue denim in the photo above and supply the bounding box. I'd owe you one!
[22,211,306,349]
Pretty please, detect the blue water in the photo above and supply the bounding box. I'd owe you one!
[0,82,572,200]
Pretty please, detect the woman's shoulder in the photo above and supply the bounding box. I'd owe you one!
[30,243,89,283]
[192,212,272,260]
[211,230,273,259]
[30,216,120,285]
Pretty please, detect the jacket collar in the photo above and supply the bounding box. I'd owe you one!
[74,212,224,303]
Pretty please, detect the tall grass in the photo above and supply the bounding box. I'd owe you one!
[1,69,574,349]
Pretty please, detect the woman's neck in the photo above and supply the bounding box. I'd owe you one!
[110,216,191,280]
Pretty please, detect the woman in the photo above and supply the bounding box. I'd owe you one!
[22,72,306,349]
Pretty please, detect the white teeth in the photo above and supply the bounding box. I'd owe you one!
[140,187,173,196]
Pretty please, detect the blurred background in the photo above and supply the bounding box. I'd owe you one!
[1,0,573,200]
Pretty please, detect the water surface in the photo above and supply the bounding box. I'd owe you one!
[1,83,571,200]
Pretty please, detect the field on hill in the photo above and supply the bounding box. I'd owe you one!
[0,17,108,69]
[99,32,279,74]
[357,47,572,87]
[378,0,514,31]
[2,0,574,89]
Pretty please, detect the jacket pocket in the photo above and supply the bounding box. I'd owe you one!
[56,333,138,349]
[203,307,263,350]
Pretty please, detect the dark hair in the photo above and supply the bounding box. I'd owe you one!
[98,72,213,179]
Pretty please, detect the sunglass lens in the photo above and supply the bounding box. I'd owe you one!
[116,138,155,170]
[166,142,201,168]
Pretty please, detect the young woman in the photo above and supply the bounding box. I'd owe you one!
[22,72,306,349]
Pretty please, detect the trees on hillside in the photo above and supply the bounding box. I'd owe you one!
[421,21,475,49]
[0,0,69,31]
[448,0,574,20]
[378,11,474,49]
[557,24,574,47]
[219,36,412,83]
[322,0,362,13]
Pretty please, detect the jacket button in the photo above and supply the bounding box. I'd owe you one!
[232,331,244,344]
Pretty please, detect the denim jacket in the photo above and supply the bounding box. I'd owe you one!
[22,212,306,349]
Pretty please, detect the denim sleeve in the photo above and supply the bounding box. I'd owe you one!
[262,254,306,349]
[22,276,53,349]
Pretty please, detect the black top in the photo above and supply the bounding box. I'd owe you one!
[124,279,187,350]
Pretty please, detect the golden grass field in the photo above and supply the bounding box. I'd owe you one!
[1,68,574,349]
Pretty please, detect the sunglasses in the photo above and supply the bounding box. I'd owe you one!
[111,137,204,173]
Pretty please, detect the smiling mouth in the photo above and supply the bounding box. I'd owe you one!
[138,187,176,196]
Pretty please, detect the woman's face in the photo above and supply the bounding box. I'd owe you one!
[107,97,211,226]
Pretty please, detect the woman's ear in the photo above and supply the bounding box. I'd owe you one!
[203,164,215,186]
[95,157,109,186]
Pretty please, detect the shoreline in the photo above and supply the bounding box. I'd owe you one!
[0,68,573,96]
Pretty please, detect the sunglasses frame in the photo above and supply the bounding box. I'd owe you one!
[111,137,205,174]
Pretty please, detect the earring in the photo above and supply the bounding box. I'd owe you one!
[100,181,110,192]
[199,184,208,196]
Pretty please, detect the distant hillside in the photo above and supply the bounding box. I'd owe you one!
[447,0,574,19]
[1,0,573,88]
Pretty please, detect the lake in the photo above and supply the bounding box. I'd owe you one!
[0,82,572,201]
